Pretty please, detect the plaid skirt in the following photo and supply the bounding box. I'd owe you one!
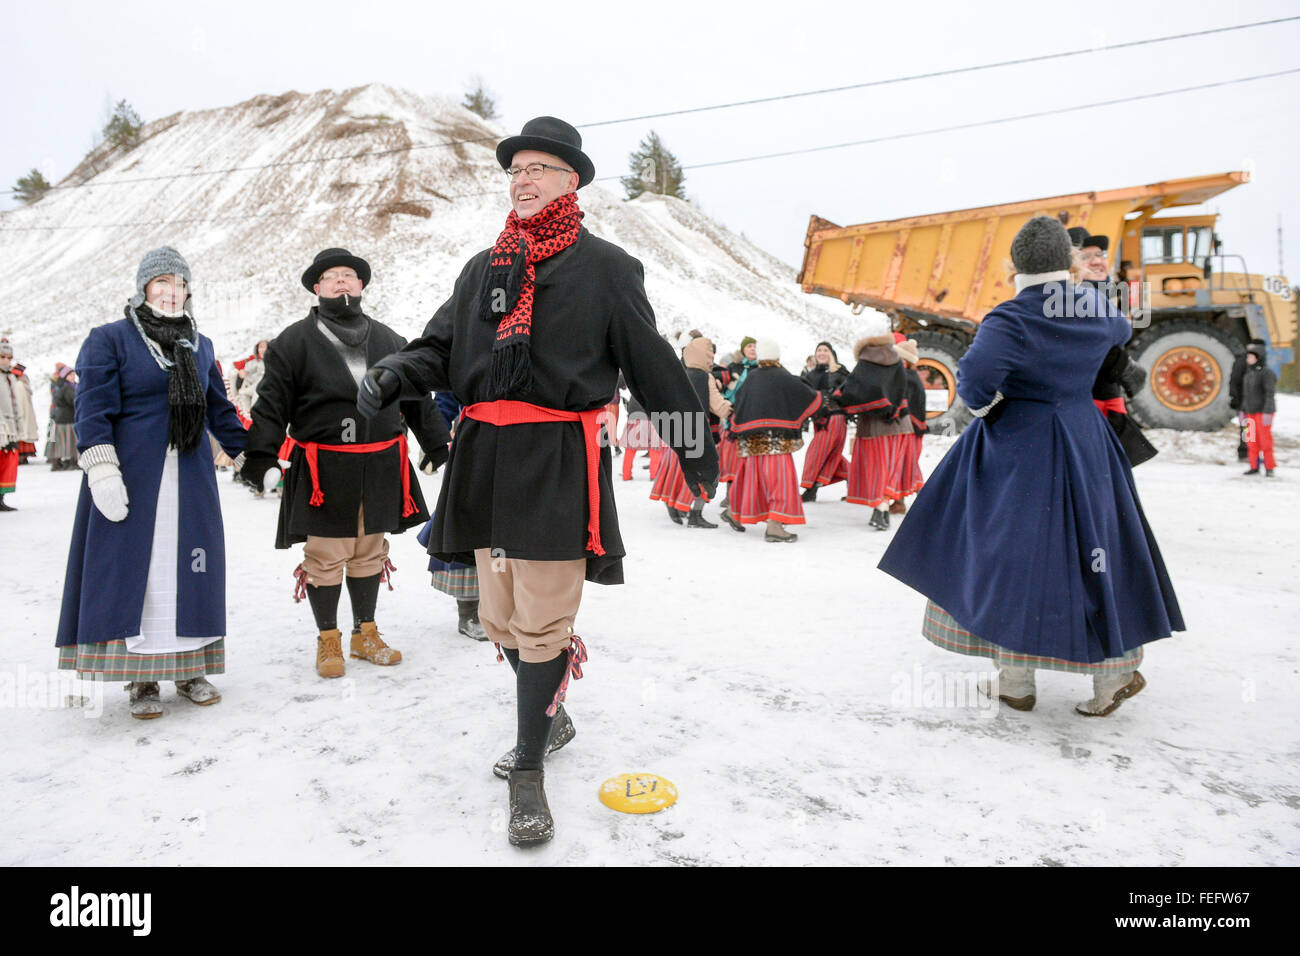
[431,563,479,599]
[57,638,226,682]
[922,601,1142,674]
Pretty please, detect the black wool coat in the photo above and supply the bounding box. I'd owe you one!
[244,311,449,547]
[1240,363,1277,415]
[379,228,717,585]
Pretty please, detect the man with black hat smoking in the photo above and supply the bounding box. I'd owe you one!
[356,116,717,847]
[238,249,450,679]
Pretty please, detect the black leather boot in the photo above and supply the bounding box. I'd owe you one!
[666,503,684,525]
[686,500,716,528]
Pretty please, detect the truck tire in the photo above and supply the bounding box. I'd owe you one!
[1126,318,1242,431]
[912,330,972,436]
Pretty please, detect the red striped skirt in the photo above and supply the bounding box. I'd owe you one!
[800,415,849,489]
[718,433,740,483]
[846,433,911,507]
[649,449,694,512]
[621,416,666,451]
[902,433,925,496]
[731,453,805,525]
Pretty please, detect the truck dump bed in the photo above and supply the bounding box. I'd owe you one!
[798,172,1249,326]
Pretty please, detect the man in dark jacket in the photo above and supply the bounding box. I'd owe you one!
[239,249,449,679]
[1240,343,1277,476]
[357,116,717,847]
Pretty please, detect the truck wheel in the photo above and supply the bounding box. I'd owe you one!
[912,330,972,436]
[1126,318,1242,431]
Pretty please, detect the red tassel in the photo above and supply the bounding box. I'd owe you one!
[402,494,417,518]
[292,563,308,603]
[547,634,588,717]
[494,642,504,663]
[380,557,397,591]
[308,488,324,507]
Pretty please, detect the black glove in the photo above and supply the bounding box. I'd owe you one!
[357,365,401,419]
[1119,360,1148,397]
[238,453,276,489]
[419,445,449,475]
[682,459,718,501]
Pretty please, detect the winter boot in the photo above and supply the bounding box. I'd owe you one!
[175,677,222,706]
[507,769,554,847]
[719,507,746,532]
[764,520,798,543]
[869,508,891,530]
[1243,467,1260,475]
[494,704,576,779]
[316,629,345,679]
[127,681,163,719]
[0,495,14,512]
[665,503,684,525]
[457,599,488,641]
[889,499,907,515]
[801,485,818,503]
[686,500,717,529]
[350,621,402,665]
[978,667,1037,711]
[1075,670,1146,717]
[1266,469,1276,478]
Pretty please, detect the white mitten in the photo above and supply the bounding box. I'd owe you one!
[87,462,130,522]
[261,468,281,493]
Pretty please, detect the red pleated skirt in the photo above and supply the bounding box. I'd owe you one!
[649,448,695,512]
[718,433,740,483]
[846,434,911,507]
[800,415,849,489]
[731,453,805,525]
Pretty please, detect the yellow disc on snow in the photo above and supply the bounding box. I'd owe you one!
[598,773,679,814]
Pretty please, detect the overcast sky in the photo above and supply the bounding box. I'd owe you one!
[3,0,1298,281]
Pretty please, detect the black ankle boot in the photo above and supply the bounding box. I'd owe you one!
[686,501,716,528]
[666,503,684,525]
[801,485,818,502]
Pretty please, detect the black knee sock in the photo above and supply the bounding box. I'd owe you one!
[346,573,381,630]
[514,655,569,772]
[306,584,342,631]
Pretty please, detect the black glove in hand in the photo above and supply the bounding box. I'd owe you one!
[683,459,718,501]
[239,454,275,489]
[1119,360,1148,397]
[420,445,449,475]
[357,365,401,419]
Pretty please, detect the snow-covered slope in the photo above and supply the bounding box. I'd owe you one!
[0,83,869,386]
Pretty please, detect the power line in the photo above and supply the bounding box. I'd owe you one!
[2,66,1297,233]
[677,67,1300,172]
[578,15,1300,128]
[2,16,1295,198]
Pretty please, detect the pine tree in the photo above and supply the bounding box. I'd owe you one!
[462,78,500,122]
[621,131,686,200]
[13,168,51,204]
[103,99,143,150]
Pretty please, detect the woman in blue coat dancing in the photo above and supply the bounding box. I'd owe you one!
[56,247,249,719]
[878,217,1183,716]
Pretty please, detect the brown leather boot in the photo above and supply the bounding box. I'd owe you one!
[351,621,402,665]
[889,499,907,515]
[316,629,345,679]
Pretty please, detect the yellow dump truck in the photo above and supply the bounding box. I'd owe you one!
[798,172,1295,431]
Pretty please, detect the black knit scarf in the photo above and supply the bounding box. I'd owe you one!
[317,293,370,346]
[131,304,206,453]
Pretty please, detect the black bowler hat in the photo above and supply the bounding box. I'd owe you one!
[496,116,595,188]
[301,248,371,292]
[1067,226,1089,247]
[1081,234,1109,252]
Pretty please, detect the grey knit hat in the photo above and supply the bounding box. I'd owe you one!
[1010,216,1073,275]
[131,246,191,309]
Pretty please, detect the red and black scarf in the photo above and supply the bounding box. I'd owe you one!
[480,192,584,396]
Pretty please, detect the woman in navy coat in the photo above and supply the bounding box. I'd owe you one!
[56,247,248,719]
[878,217,1183,716]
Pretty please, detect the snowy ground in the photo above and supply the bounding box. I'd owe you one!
[3,398,1299,867]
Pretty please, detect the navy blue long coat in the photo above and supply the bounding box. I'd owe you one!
[878,281,1184,663]
[56,317,248,647]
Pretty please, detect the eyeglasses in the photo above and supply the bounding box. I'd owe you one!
[505,162,575,182]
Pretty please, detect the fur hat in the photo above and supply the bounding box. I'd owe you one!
[1010,216,1073,275]
[893,338,919,365]
[755,338,779,362]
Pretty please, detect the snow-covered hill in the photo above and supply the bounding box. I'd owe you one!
[0,83,872,393]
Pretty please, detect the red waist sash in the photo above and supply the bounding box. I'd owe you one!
[281,434,416,517]
[1094,397,1126,416]
[463,399,606,557]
